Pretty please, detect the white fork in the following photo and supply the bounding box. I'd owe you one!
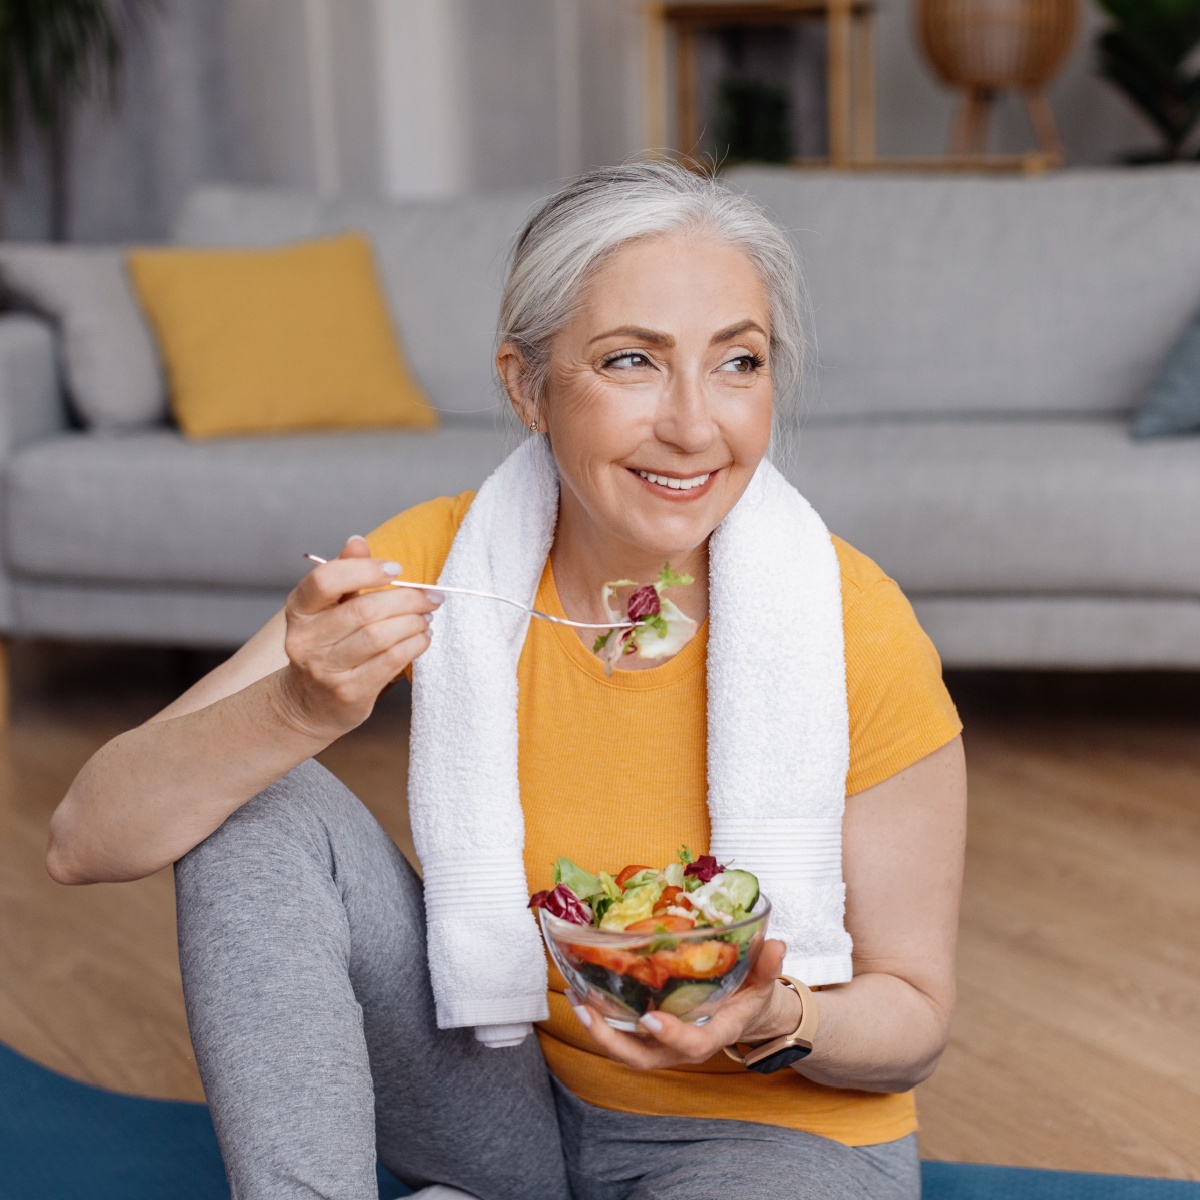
[303,554,633,632]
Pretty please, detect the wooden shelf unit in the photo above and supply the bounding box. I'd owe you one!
[645,0,878,168]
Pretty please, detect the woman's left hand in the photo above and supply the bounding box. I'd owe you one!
[568,938,799,1070]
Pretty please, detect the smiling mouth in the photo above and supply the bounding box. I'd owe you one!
[632,468,713,492]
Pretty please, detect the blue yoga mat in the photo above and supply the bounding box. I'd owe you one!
[2,1043,1196,1199]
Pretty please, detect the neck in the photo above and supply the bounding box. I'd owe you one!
[549,492,710,630]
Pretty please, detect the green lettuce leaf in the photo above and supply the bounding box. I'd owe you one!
[656,563,694,591]
[552,857,603,899]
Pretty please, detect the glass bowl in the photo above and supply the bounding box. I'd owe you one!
[539,897,771,1031]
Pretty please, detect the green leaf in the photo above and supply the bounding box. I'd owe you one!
[552,857,603,899]
[620,868,661,891]
[1094,0,1200,156]
[592,631,611,653]
[643,613,669,639]
[677,844,695,864]
[597,871,622,901]
[0,0,162,162]
[656,562,694,591]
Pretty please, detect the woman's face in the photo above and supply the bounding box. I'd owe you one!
[506,232,775,564]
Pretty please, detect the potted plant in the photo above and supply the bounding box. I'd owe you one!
[0,0,159,240]
[1094,0,1200,161]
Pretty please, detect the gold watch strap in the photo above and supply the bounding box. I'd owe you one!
[723,975,818,1066]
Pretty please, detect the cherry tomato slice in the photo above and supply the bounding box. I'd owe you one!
[624,914,696,934]
[653,885,692,914]
[652,940,739,979]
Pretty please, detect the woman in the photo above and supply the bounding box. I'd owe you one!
[48,163,966,1200]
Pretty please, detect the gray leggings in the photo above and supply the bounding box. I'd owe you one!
[175,760,921,1200]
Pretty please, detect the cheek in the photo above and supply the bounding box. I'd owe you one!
[727,387,774,462]
[549,374,648,457]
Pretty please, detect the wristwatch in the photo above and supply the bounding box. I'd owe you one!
[723,975,819,1075]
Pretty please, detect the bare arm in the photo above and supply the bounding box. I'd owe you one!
[574,736,968,1093]
[792,734,967,1091]
[46,539,439,885]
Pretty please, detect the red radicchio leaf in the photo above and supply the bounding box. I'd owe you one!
[626,585,661,622]
[683,855,724,883]
[528,883,592,926]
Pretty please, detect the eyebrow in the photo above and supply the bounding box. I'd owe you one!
[587,320,768,349]
[588,325,674,348]
[711,320,767,345]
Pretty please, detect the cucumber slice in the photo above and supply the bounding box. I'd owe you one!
[719,869,759,911]
[657,981,718,1016]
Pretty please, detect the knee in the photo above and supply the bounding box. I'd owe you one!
[175,759,357,897]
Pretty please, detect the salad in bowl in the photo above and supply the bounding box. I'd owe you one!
[530,847,769,1031]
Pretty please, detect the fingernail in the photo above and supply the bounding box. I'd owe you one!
[565,988,581,1005]
[348,534,368,544]
[571,1005,593,1029]
[424,612,434,625]
[381,561,401,577]
[639,1012,663,1033]
[427,589,446,605]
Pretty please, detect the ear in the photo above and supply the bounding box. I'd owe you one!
[496,342,542,431]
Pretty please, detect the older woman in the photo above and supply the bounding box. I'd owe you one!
[48,163,965,1200]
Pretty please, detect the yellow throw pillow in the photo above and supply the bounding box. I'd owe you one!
[127,233,438,438]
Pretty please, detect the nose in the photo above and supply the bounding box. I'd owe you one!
[654,366,718,455]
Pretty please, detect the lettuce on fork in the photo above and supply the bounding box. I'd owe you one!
[592,563,698,675]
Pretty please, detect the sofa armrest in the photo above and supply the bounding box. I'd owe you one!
[0,314,68,456]
[0,314,67,634]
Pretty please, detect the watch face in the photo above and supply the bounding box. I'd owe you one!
[745,1044,813,1075]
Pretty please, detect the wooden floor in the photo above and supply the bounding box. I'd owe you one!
[1,644,1197,1178]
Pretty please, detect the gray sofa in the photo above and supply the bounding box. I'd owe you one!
[3,167,1200,711]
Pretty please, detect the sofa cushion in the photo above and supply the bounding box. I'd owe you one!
[732,166,1200,421]
[173,185,544,423]
[784,416,1200,595]
[1132,302,1200,439]
[128,234,438,438]
[0,246,167,429]
[5,426,510,590]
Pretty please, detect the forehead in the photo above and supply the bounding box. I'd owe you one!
[576,231,769,331]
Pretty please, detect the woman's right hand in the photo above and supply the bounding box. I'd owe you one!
[276,535,441,739]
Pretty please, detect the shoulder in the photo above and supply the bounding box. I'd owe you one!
[366,491,476,585]
[832,534,891,610]
[830,534,963,795]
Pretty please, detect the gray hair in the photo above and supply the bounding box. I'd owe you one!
[498,161,808,458]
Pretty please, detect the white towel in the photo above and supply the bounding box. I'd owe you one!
[410,437,852,1047]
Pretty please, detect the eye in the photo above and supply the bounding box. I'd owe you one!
[601,350,654,370]
[719,353,765,374]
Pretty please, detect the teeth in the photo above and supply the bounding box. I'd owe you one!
[635,470,711,491]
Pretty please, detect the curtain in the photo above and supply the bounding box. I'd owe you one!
[2,0,250,243]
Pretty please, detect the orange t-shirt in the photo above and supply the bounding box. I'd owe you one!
[369,491,962,1146]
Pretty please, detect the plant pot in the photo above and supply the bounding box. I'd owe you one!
[916,0,1078,91]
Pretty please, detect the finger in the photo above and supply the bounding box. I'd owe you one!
[324,612,433,672]
[747,939,786,986]
[352,626,434,691]
[571,1005,674,1070]
[312,582,441,643]
[312,624,433,705]
[637,941,790,1054]
[338,535,372,560]
[291,556,404,616]
[634,1007,756,1065]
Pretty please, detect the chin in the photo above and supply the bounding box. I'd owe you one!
[623,515,716,560]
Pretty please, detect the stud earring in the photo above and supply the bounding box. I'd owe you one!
[529,419,539,434]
